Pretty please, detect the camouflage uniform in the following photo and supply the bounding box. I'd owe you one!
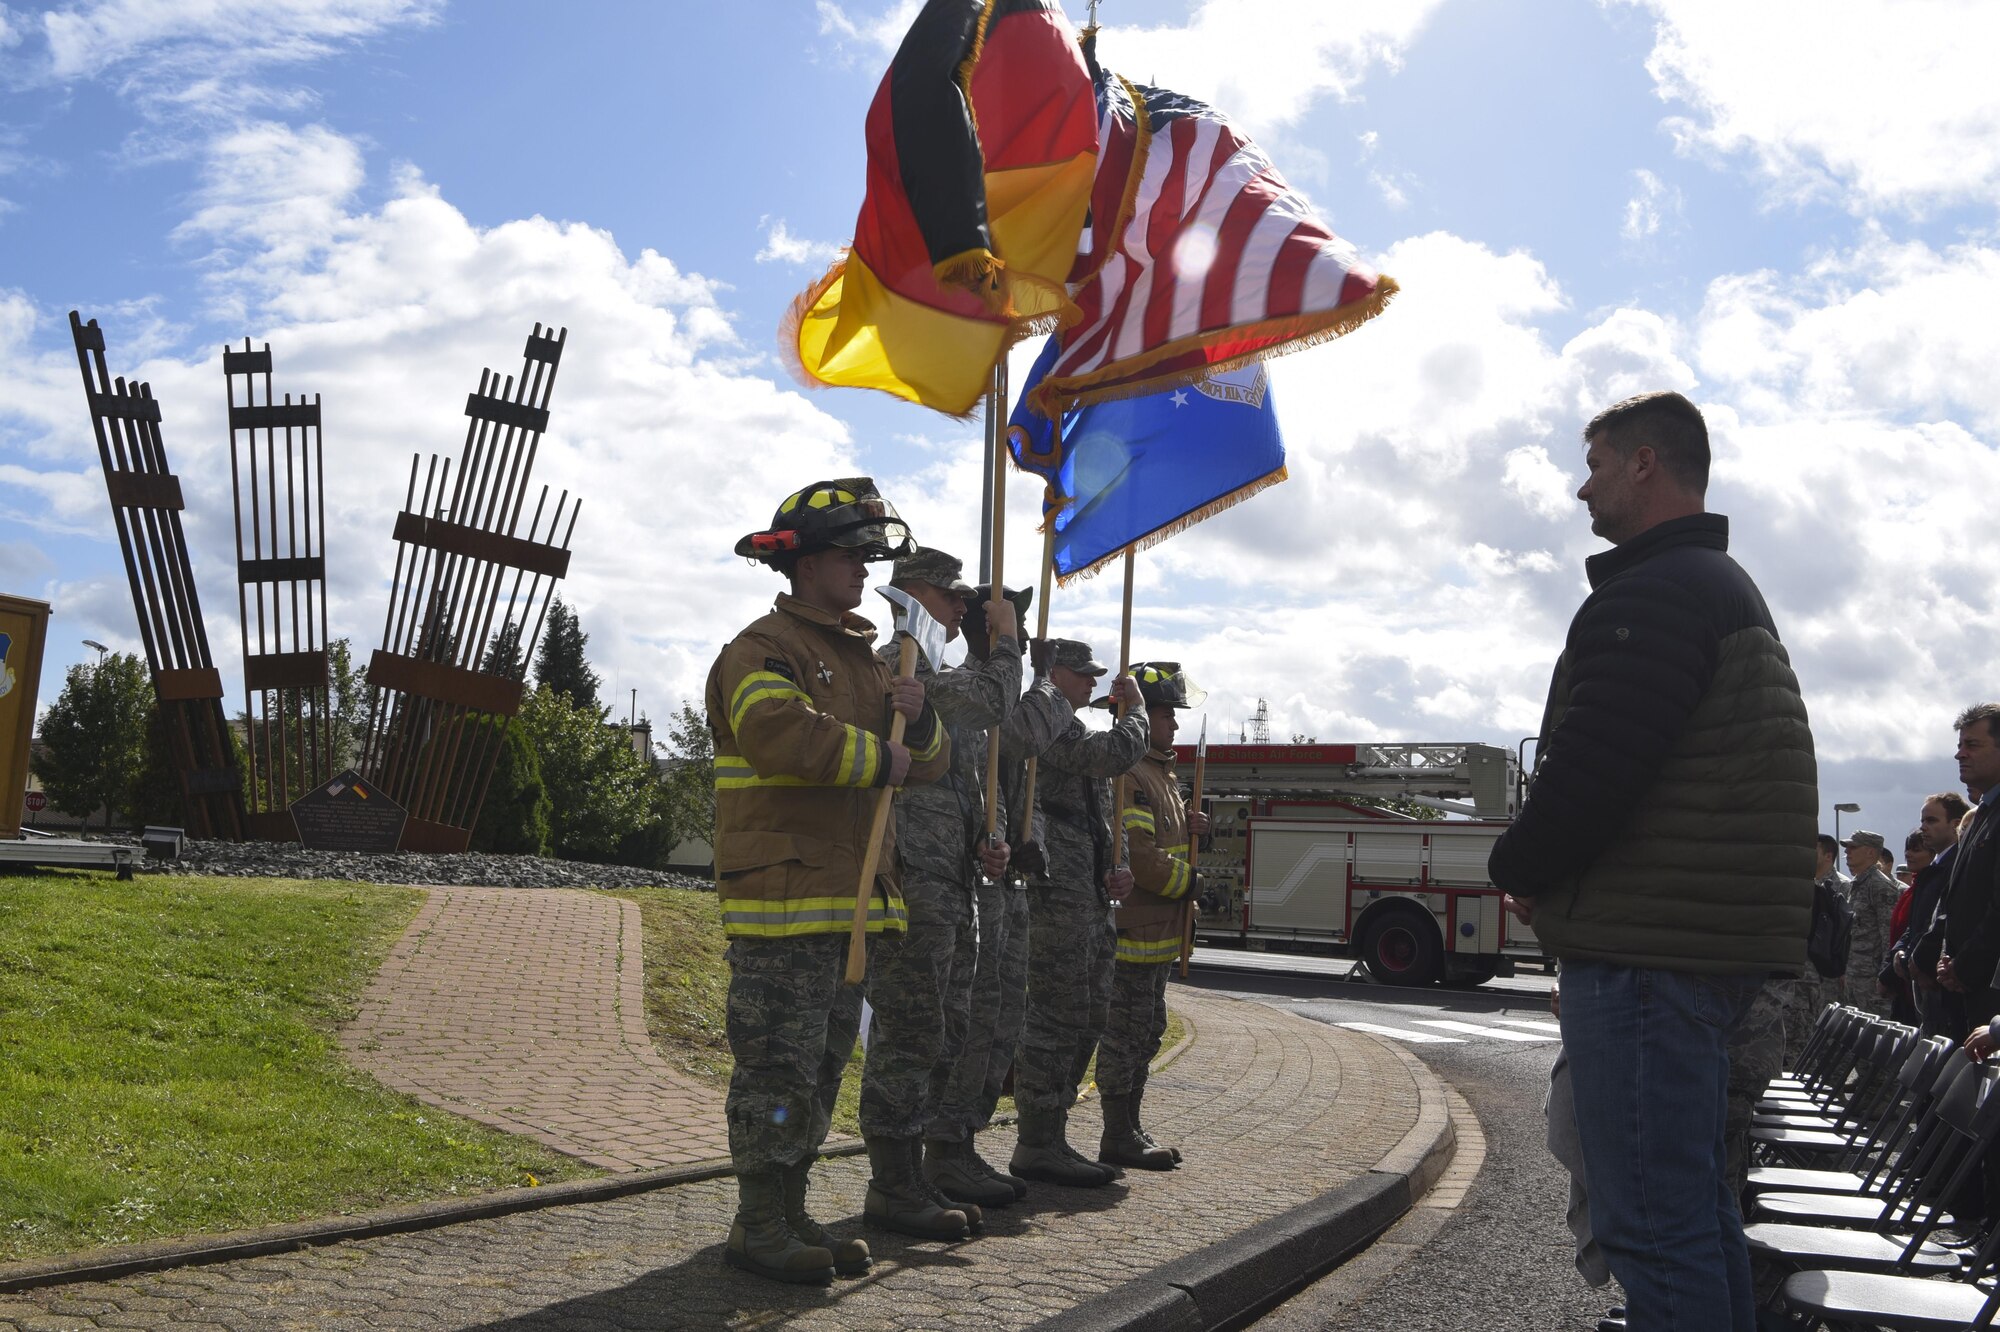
[1015,669,1149,1117]
[1845,862,1900,1019]
[859,597,1021,1141]
[1723,979,1787,1198]
[1780,870,1846,1068]
[932,676,1068,1140]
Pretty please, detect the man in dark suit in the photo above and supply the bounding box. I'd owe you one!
[1936,704,2000,1027]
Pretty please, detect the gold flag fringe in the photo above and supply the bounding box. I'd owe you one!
[777,251,850,393]
[1029,274,1400,419]
[955,0,1000,136]
[1052,465,1289,586]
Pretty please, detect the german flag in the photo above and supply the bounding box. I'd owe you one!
[784,0,1098,418]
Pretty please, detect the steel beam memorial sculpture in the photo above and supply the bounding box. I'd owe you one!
[69,311,247,840]
[355,324,576,853]
[224,338,333,840]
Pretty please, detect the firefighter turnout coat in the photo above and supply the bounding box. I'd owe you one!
[1117,747,1195,965]
[705,592,950,938]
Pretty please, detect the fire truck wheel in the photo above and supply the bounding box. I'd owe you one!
[1359,908,1442,987]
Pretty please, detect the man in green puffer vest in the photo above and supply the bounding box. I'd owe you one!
[1489,391,1816,1332]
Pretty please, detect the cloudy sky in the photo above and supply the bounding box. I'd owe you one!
[2,0,1992,846]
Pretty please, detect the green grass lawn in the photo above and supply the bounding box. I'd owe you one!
[615,886,1188,1135]
[0,872,588,1263]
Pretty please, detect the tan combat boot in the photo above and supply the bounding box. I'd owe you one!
[862,1137,970,1240]
[1009,1106,1115,1187]
[781,1160,871,1277]
[1131,1077,1183,1163]
[924,1137,1018,1208]
[725,1171,835,1285]
[1098,1093,1176,1171]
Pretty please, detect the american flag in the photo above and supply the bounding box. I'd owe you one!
[1030,44,1395,415]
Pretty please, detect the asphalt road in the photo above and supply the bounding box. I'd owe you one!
[1175,955,1628,1332]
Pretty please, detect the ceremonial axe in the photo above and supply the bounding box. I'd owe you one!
[844,584,948,984]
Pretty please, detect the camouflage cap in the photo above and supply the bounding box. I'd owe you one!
[1047,638,1106,675]
[1841,829,1886,850]
[891,547,973,596]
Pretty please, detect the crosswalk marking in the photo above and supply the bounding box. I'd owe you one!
[1495,1018,1564,1035]
[1413,1019,1556,1042]
[1338,1021,1462,1044]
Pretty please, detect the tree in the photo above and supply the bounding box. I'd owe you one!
[482,618,526,681]
[456,717,550,855]
[33,652,155,830]
[515,684,652,861]
[660,700,715,849]
[325,637,372,772]
[534,598,601,714]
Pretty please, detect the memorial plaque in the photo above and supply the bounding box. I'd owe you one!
[291,768,408,852]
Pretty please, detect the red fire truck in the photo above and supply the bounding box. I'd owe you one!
[1171,741,1541,987]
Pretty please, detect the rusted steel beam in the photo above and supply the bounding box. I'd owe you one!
[71,311,246,840]
[225,337,333,838]
[357,324,575,850]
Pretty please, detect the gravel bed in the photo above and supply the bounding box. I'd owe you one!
[152,839,713,892]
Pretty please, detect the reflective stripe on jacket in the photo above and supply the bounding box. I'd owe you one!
[1118,747,1192,964]
[704,592,949,939]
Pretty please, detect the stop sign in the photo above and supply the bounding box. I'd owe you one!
[24,791,47,813]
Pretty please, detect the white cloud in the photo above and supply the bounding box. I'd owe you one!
[39,0,439,81]
[6,0,440,148]
[1623,0,2000,213]
[1620,167,1680,241]
[0,124,860,722]
[0,4,22,50]
[1694,228,2000,436]
[754,216,843,268]
[1096,0,1447,138]
[1369,170,1409,209]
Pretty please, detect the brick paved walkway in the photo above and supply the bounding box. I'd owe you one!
[0,987,1434,1331]
[339,886,731,1171]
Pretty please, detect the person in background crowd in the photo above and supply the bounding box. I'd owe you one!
[1781,834,1845,1065]
[1488,391,1816,1332]
[1881,830,1929,1023]
[1931,709,2000,1043]
[1905,793,1971,1039]
[1841,831,1899,1017]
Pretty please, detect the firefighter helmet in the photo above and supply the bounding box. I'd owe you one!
[735,477,917,565]
[1131,661,1207,709]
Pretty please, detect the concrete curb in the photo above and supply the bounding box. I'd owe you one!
[0,1007,1204,1297]
[1040,1016,1458,1332]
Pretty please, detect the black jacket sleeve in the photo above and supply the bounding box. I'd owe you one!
[1489,570,1720,897]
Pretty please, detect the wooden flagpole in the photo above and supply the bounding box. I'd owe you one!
[847,633,917,984]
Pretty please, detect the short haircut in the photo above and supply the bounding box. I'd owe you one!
[1927,791,1971,824]
[1584,391,1711,492]
[1906,829,1927,853]
[1880,847,1896,868]
[1954,702,2000,742]
[1816,832,1840,857]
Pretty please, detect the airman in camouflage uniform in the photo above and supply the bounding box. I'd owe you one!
[1842,831,1900,1018]
[710,479,950,1284]
[862,548,1019,1234]
[1723,979,1787,1198]
[1009,640,1149,1187]
[924,585,1071,1207]
[1780,839,1844,1068]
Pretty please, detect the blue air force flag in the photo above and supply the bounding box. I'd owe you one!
[1007,335,1287,582]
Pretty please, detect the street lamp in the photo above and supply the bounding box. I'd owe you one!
[81,639,108,660]
[1834,801,1860,843]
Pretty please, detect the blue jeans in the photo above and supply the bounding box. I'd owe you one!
[1559,961,1763,1332]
